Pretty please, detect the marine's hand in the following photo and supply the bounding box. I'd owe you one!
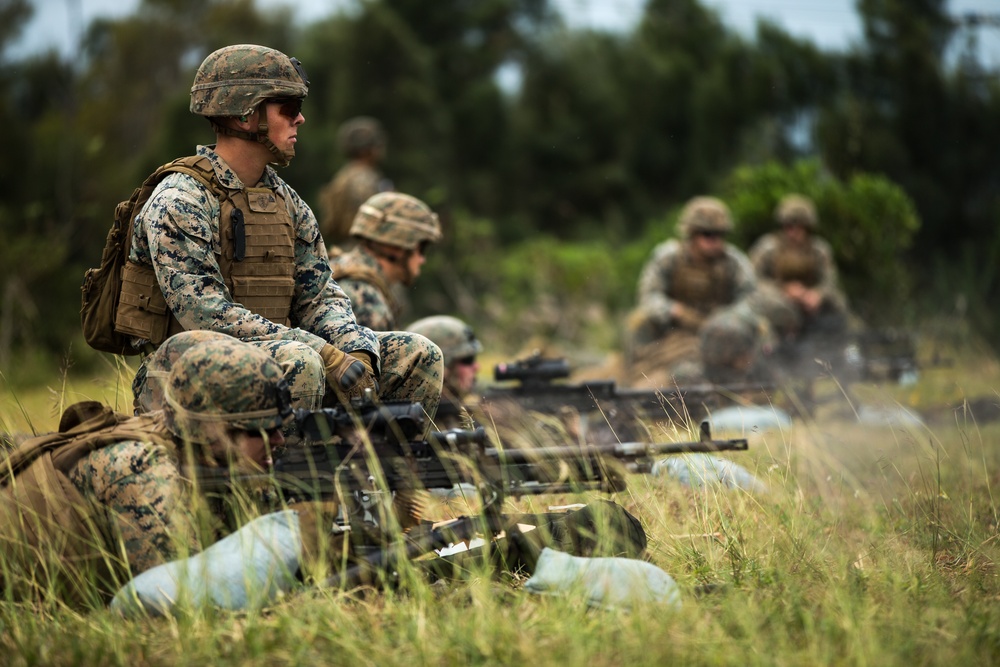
[670,303,704,330]
[320,345,378,399]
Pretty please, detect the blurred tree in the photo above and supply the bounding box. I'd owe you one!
[295,0,554,221]
[814,0,1000,339]
[508,0,838,241]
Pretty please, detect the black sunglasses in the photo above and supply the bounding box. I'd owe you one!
[695,230,725,239]
[269,97,304,120]
[455,356,477,366]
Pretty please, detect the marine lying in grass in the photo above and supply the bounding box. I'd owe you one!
[0,337,300,608]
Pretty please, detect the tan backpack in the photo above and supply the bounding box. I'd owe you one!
[0,402,170,606]
[80,157,219,355]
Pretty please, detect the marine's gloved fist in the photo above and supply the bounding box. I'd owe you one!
[670,303,705,330]
[320,345,379,399]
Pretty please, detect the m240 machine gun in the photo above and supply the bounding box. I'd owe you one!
[477,353,772,435]
[195,397,749,588]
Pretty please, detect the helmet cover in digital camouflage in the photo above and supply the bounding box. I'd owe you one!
[775,194,818,229]
[407,315,482,365]
[337,116,386,157]
[746,283,802,338]
[350,192,442,251]
[677,196,734,238]
[190,44,309,118]
[134,330,233,414]
[163,338,293,445]
[700,307,759,369]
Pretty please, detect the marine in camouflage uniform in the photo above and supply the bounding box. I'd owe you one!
[318,117,392,247]
[0,336,319,604]
[670,303,770,386]
[407,315,482,430]
[330,192,442,331]
[748,194,850,338]
[115,45,441,419]
[625,196,757,388]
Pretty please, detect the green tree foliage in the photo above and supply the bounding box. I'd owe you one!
[508,0,838,240]
[0,1,79,364]
[815,0,1000,332]
[725,159,920,323]
[295,0,553,216]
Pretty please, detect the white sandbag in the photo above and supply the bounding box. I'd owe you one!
[708,404,792,434]
[856,404,924,428]
[111,510,302,617]
[651,453,768,494]
[427,483,479,500]
[524,547,681,611]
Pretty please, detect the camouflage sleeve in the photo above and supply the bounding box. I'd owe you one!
[636,240,681,324]
[139,174,331,352]
[811,237,847,305]
[748,233,779,281]
[728,246,759,303]
[281,184,380,358]
[336,278,395,331]
[68,440,198,576]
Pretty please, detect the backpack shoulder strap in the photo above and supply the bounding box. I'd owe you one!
[119,156,224,264]
[157,155,224,197]
[0,402,128,484]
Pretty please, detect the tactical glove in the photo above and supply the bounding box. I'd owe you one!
[670,303,705,331]
[320,345,378,400]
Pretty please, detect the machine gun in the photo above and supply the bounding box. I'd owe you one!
[856,328,952,383]
[770,328,949,387]
[478,352,772,428]
[194,397,749,588]
[198,397,748,502]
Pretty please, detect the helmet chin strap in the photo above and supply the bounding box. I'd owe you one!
[211,117,294,167]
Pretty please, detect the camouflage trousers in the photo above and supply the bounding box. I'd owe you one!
[133,330,443,420]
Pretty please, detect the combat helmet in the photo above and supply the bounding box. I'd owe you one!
[190,44,309,166]
[162,338,293,446]
[677,196,734,239]
[350,192,442,251]
[700,305,760,372]
[775,194,818,229]
[746,283,801,340]
[407,315,482,366]
[134,330,233,414]
[338,117,386,158]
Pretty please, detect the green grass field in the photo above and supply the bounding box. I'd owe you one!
[2,338,1000,666]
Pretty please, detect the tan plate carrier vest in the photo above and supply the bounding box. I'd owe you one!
[0,402,174,606]
[114,155,296,347]
[667,247,737,316]
[771,241,821,287]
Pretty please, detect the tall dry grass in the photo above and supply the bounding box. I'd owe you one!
[1,339,999,666]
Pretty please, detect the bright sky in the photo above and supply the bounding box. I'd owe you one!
[7,0,1000,67]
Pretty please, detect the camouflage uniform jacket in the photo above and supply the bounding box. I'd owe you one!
[129,145,377,362]
[636,239,757,326]
[748,232,847,311]
[318,161,386,246]
[329,245,399,331]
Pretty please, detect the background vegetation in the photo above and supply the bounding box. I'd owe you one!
[1,0,996,385]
